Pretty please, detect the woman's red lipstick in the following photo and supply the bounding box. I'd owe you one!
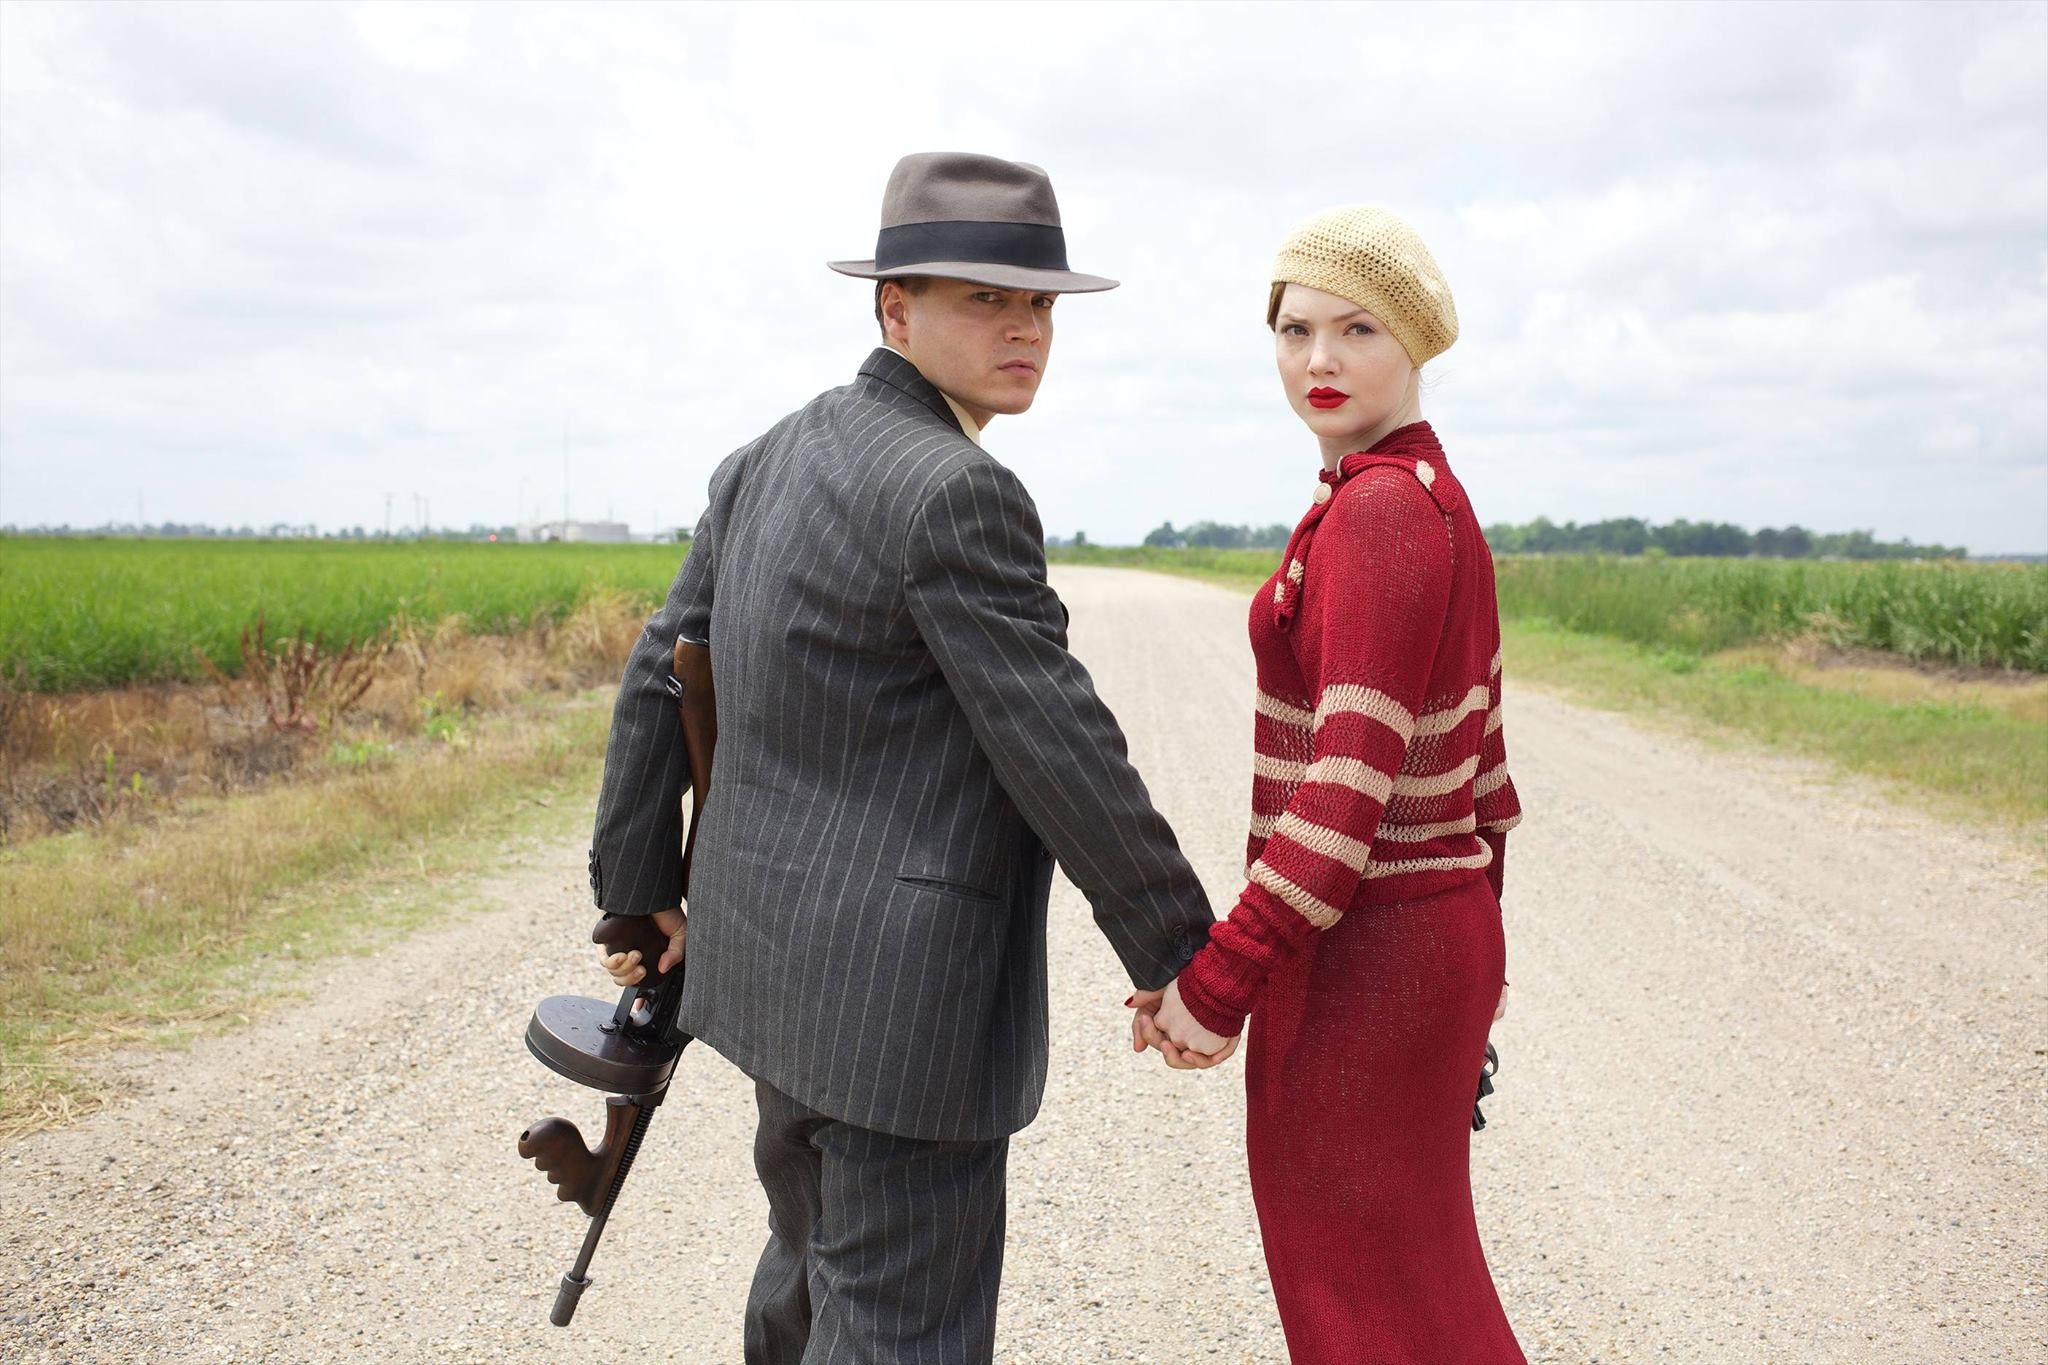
[1307,387,1349,410]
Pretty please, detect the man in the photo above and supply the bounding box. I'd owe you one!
[587,152,1217,1364]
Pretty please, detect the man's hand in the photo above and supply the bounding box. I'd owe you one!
[1126,980,1238,1070]
[598,908,687,987]
[1494,981,1509,1022]
[1127,988,1165,1055]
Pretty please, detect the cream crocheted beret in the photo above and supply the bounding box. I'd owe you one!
[1266,205,1458,366]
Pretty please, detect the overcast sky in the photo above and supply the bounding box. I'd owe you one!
[2,0,2044,552]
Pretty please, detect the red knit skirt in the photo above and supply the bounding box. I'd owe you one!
[1245,877,1524,1364]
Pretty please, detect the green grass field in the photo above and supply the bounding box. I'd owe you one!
[1052,545,2048,672]
[1048,544,2047,833]
[8,538,2041,691]
[1492,554,2047,671]
[1,538,690,691]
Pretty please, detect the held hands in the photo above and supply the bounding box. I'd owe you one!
[1126,980,1239,1070]
[597,907,687,987]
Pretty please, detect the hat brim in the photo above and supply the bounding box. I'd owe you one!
[827,259,1118,294]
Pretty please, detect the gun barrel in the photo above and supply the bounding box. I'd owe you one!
[549,1269,592,1327]
[545,1095,658,1327]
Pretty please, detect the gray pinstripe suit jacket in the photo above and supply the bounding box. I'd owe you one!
[590,349,1213,1142]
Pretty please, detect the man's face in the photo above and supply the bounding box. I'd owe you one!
[881,280,1055,426]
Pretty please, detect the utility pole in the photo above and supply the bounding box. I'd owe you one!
[561,421,570,533]
[384,492,393,539]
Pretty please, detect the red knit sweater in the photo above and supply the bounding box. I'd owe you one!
[1179,422,1522,1038]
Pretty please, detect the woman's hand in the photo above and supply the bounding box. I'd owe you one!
[1127,980,1239,1070]
[1493,981,1509,1022]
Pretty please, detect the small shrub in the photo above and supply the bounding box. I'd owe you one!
[326,738,398,768]
[419,692,470,746]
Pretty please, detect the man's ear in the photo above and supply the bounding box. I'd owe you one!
[879,281,911,347]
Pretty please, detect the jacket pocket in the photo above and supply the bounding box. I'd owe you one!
[894,873,1001,903]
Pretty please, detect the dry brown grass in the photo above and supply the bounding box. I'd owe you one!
[0,690,612,1139]
[1719,640,2048,724]
[201,616,392,735]
[0,591,646,844]
[0,589,652,1137]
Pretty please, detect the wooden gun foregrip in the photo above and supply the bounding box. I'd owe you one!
[518,1096,643,1217]
[672,640,717,897]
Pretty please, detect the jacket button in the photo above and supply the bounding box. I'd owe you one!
[1313,483,1333,504]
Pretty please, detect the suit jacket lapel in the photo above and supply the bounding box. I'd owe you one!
[857,348,967,438]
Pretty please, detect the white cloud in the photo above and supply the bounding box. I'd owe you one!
[1,0,2043,552]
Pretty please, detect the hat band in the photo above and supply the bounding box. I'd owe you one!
[873,220,1068,273]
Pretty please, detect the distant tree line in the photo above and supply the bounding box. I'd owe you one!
[1131,516,1964,559]
[1481,517,1964,560]
[4,521,521,541]
[1140,521,1294,550]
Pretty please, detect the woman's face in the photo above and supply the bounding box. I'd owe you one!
[1273,284,1418,450]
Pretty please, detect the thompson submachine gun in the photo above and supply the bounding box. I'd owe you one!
[518,638,717,1327]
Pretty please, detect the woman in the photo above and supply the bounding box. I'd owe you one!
[1138,206,1524,1363]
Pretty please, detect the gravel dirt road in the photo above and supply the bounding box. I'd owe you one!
[4,565,2043,1363]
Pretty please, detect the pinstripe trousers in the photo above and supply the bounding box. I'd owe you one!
[745,1079,1009,1365]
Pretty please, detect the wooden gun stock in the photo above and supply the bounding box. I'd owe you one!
[518,1097,645,1217]
[672,639,716,897]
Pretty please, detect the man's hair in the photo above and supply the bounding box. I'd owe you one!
[874,276,933,338]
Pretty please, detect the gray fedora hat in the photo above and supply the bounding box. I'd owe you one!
[829,151,1118,294]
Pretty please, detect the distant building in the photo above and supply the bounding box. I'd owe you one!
[517,519,632,544]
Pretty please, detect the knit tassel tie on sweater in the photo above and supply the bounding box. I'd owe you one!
[1270,422,1451,632]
